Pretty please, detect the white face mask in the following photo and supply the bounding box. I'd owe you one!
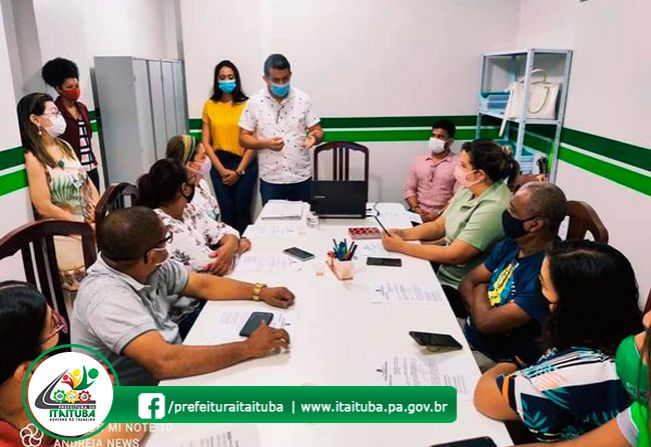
[429,137,447,154]
[43,114,67,138]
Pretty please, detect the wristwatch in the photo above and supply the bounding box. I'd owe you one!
[252,282,267,301]
[236,168,246,176]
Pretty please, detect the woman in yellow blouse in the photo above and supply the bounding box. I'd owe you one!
[202,60,257,234]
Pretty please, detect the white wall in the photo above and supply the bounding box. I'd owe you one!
[517,0,651,305]
[180,0,520,204]
[0,0,33,280]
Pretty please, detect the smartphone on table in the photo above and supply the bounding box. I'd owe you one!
[366,257,402,267]
[283,247,315,261]
[239,312,274,337]
[409,331,463,353]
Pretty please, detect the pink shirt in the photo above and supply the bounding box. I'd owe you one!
[404,151,459,214]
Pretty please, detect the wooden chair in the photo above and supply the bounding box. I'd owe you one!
[95,182,138,249]
[566,200,609,243]
[0,220,97,344]
[314,141,369,181]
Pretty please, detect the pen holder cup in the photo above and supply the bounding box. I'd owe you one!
[326,256,353,280]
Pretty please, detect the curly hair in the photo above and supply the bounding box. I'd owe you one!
[542,240,642,356]
[41,57,79,89]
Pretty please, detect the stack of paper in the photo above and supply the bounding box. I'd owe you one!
[259,200,305,220]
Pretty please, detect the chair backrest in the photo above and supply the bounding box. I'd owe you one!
[0,219,97,344]
[95,182,138,249]
[511,174,546,193]
[314,141,369,182]
[566,200,609,243]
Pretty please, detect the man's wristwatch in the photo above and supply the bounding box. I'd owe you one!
[236,168,246,176]
[252,282,267,301]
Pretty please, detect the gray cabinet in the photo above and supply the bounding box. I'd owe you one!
[94,56,188,184]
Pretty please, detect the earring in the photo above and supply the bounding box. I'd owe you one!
[37,126,42,137]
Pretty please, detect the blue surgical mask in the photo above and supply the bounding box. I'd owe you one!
[270,82,290,97]
[218,80,237,93]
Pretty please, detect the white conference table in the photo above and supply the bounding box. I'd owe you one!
[149,203,512,447]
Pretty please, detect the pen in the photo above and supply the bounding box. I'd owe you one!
[374,216,391,236]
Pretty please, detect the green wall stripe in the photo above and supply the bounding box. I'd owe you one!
[188,115,484,131]
[189,118,202,130]
[89,110,97,120]
[91,121,99,133]
[559,146,651,196]
[0,169,28,197]
[561,127,651,172]
[323,128,498,143]
[0,146,24,171]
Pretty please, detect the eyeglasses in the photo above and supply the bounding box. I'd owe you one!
[41,309,68,344]
[143,231,173,263]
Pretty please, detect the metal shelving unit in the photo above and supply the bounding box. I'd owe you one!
[475,48,573,181]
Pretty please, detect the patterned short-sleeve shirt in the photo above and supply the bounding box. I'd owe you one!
[239,87,320,184]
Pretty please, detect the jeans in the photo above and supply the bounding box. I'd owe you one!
[210,151,258,234]
[260,179,312,205]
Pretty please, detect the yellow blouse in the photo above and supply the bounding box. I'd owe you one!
[201,99,247,156]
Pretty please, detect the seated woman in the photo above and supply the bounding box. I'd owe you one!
[521,310,651,447]
[137,158,250,276]
[382,140,516,313]
[166,134,221,221]
[474,240,642,443]
[0,280,145,446]
[17,93,99,291]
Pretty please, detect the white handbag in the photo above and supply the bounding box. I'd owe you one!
[500,69,560,136]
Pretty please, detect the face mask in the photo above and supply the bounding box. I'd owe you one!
[198,157,211,179]
[43,114,67,138]
[61,88,81,102]
[502,210,537,239]
[615,334,649,405]
[429,138,447,155]
[270,82,290,97]
[218,80,236,93]
[454,164,481,188]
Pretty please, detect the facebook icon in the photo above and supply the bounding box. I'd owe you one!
[138,393,166,420]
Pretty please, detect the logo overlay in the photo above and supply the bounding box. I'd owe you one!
[25,348,114,438]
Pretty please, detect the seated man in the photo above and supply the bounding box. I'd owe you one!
[459,182,567,365]
[403,119,459,222]
[72,207,294,386]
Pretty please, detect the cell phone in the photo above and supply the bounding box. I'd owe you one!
[429,437,497,447]
[283,247,315,261]
[366,257,402,267]
[409,331,463,353]
[239,312,274,337]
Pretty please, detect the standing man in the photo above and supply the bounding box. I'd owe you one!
[404,119,459,222]
[239,54,323,204]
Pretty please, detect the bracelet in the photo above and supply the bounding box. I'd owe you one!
[252,282,267,301]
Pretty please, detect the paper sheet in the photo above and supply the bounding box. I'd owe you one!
[157,424,261,447]
[368,281,445,304]
[368,353,473,400]
[355,240,394,258]
[197,306,297,345]
[233,254,301,272]
[259,200,305,220]
[243,224,298,238]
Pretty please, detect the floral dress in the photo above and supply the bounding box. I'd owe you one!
[191,178,221,221]
[41,155,95,291]
[154,203,239,321]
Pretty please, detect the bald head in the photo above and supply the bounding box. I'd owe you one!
[519,182,568,232]
[99,207,164,262]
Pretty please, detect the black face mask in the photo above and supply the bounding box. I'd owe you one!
[182,184,196,203]
[502,209,538,239]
